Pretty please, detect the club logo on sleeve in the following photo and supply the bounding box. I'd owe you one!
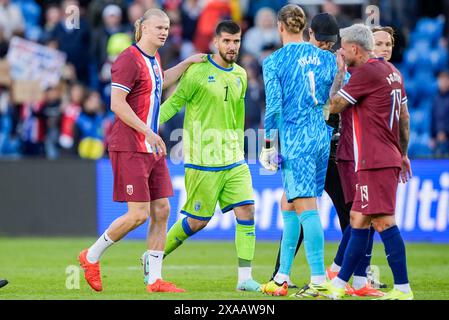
[126,185,134,195]
[194,201,201,212]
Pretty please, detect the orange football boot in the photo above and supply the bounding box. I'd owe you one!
[147,279,186,293]
[326,267,355,295]
[78,249,103,292]
[351,283,385,297]
[325,267,339,280]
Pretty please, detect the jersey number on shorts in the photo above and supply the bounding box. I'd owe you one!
[389,89,402,129]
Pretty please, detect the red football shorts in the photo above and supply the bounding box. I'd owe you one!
[110,151,173,202]
[352,167,400,215]
[337,160,357,204]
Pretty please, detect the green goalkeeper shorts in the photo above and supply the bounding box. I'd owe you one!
[181,163,255,220]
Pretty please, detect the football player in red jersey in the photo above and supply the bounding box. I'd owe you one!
[325,26,400,296]
[323,23,413,300]
[79,8,205,293]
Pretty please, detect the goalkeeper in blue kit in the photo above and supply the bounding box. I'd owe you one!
[259,4,349,297]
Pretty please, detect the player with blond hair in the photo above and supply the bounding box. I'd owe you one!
[78,8,205,293]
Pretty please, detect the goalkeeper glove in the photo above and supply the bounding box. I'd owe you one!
[259,145,280,171]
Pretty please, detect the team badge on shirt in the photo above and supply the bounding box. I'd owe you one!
[208,76,216,83]
[126,185,134,195]
[194,201,201,212]
[152,64,160,77]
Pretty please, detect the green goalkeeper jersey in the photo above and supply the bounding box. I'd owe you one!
[160,54,247,168]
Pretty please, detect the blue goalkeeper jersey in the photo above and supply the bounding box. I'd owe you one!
[263,42,347,160]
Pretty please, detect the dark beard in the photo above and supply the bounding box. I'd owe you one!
[219,50,238,64]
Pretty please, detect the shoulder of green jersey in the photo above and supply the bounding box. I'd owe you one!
[233,63,247,75]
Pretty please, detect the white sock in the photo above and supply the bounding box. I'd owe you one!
[394,283,411,293]
[353,276,367,290]
[86,230,114,263]
[238,267,252,283]
[331,276,347,289]
[330,262,341,272]
[273,273,289,285]
[147,250,164,284]
[311,275,326,285]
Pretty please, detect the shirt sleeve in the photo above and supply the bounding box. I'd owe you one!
[337,67,374,105]
[262,56,282,141]
[159,68,197,124]
[111,53,140,94]
[401,82,408,105]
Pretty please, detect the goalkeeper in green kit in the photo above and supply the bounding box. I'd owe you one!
[159,20,261,292]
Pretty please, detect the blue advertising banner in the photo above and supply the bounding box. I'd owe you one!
[97,159,449,242]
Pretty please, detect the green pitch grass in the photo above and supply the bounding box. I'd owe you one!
[0,238,448,300]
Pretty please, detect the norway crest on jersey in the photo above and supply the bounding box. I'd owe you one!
[152,64,160,77]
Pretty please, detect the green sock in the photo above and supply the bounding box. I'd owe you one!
[164,217,195,257]
[235,219,256,263]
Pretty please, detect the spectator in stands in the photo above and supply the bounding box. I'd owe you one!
[99,32,132,109]
[0,0,25,40]
[242,7,280,58]
[431,71,449,157]
[126,1,145,30]
[321,0,352,29]
[91,4,127,76]
[41,4,62,43]
[240,53,264,131]
[76,90,106,159]
[87,0,127,29]
[158,7,183,68]
[193,0,231,52]
[51,0,92,85]
[0,67,19,157]
[43,86,63,159]
[243,0,287,27]
[19,100,46,157]
[0,26,8,58]
[59,83,84,154]
[179,0,202,59]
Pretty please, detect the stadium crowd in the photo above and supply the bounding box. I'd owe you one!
[0,0,448,160]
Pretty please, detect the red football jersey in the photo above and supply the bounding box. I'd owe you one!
[337,58,407,171]
[336,107,354,162]
[108,45,164,153]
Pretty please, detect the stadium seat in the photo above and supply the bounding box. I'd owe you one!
[430,47,449,73]
[412,71,438,102]
[413,17,445,46]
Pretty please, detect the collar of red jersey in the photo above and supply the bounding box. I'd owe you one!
[133,44,156,59]
[367,57,384,63]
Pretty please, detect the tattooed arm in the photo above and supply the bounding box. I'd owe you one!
[329,49,350,114]
[399,102,412,183]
